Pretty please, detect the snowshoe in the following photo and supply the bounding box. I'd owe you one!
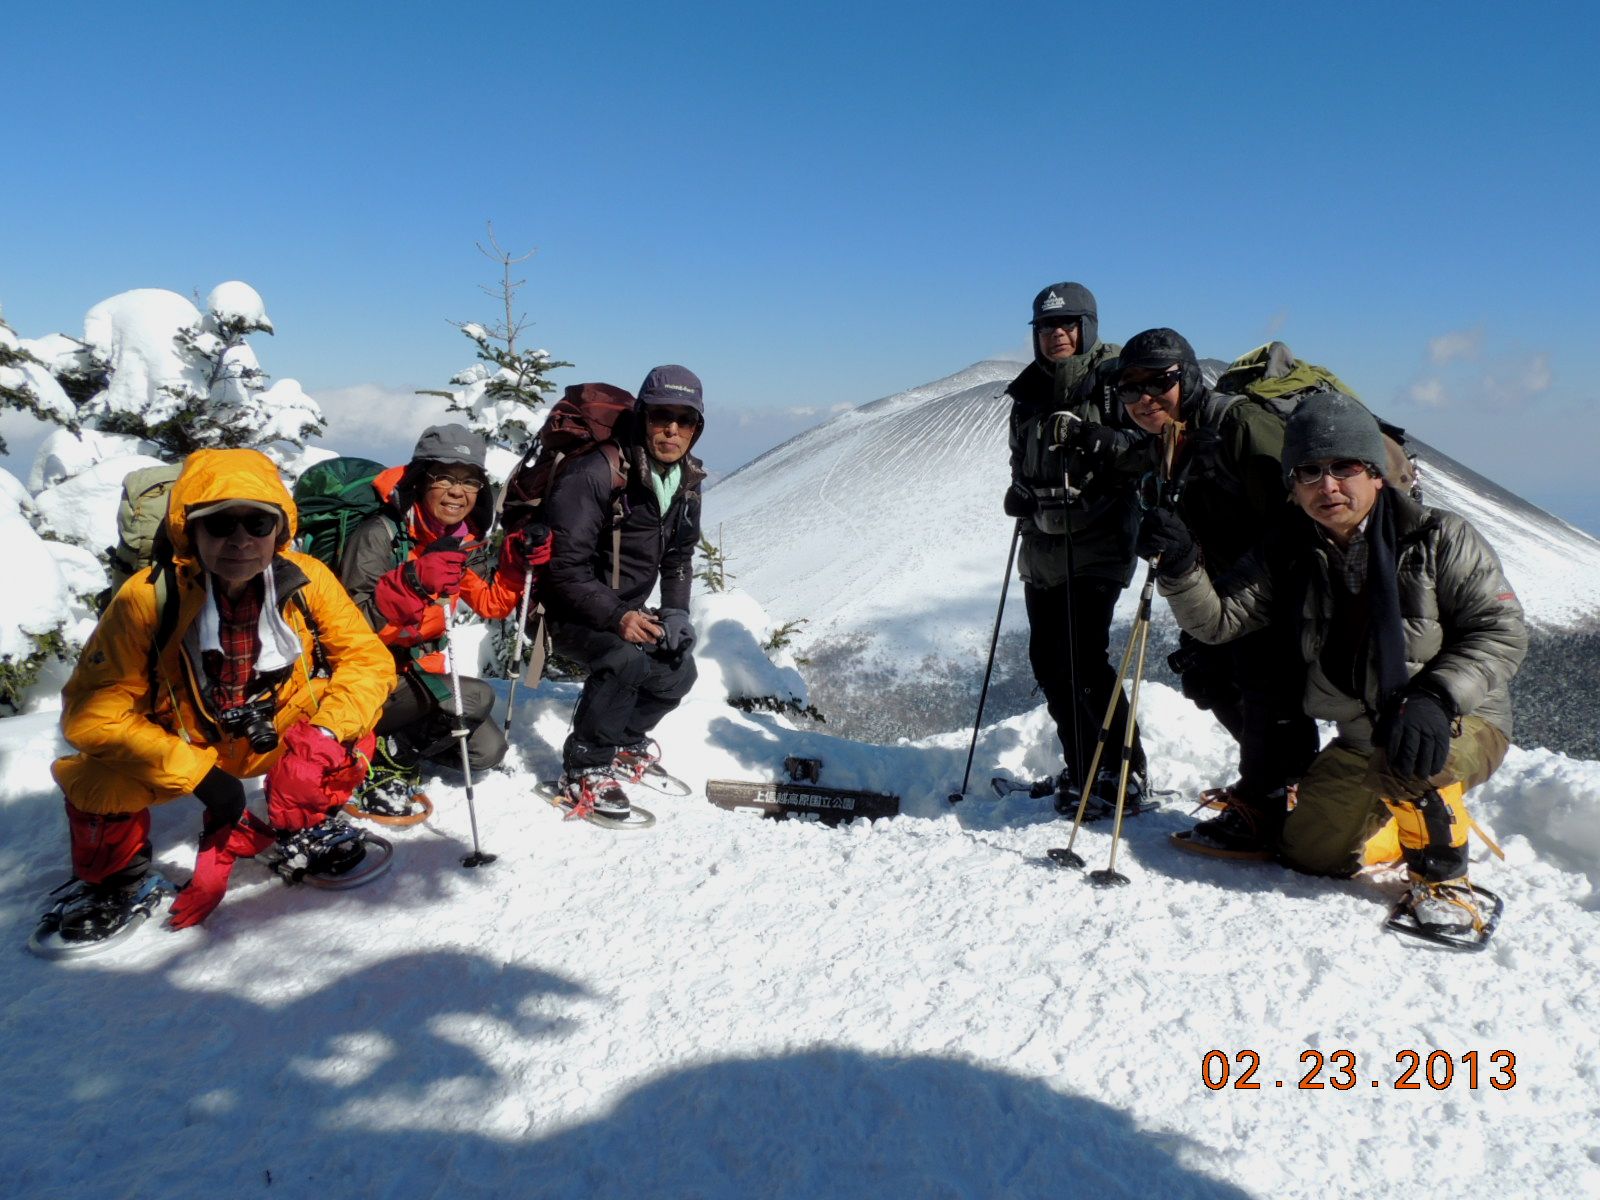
[344,777,434,827]
[610,740,692,797]
[266,815,393,889]
[27,873,176,960]
[1386,878,1503,952]
[1170,802,1276,862]
[1192,782,1297,816]
[1056,768,1160,821]
[991,775,1056,800]
[538,775,656,830]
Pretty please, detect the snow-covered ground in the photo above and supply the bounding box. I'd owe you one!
[2,594,1597,1198]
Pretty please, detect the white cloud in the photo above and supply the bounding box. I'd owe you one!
[313,383,453,463]
[1409,378,1449,408]
[1482,352,1552,407]
[1263,309,1289,338]
[1428,327,1483,365]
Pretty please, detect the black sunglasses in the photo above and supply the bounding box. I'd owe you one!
[1290,459,1374,486]
[1115,367,1183,404]
[197,510,279,538]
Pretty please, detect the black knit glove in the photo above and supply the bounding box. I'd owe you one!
[192,766,246,832]
[1136,507,1199,577]
[1376,691,1453,780]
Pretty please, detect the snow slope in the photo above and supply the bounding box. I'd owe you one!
[2,594,1597,1198]
[708,360,1600,669]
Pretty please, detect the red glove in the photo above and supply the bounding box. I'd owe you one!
[499,524,553,574]
[406,536,468,598]
[265,721,349,830]
[168,813,275,929]
[323,730,377,804]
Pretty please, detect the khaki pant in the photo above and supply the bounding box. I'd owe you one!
[1278,716,1508,877]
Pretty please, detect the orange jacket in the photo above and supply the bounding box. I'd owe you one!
[53,449,396,815]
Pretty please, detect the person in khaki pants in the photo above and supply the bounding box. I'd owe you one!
[1136,391,1527,948]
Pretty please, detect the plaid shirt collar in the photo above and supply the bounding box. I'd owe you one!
[1319,515,1372,595]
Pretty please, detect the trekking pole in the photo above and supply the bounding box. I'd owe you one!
[1053,412,1086,794]
[1087,569,1156,887]
[502,566,534,734]
[444,600,497,868]
[1047,567,1149,865]
[948,520,1022,803]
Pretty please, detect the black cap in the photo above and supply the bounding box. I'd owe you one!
[1117,328,1196,373]
[637,364,704,419]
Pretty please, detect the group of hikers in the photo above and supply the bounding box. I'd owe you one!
[41,366,707,947]
[36,279,1528,954]
[1006,281,1526,948]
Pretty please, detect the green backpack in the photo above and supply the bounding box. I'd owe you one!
[100,462,183,612]
[291,457,389,570]
[1215,341,1418,497]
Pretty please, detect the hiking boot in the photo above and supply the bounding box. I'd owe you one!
[350,737,426,817]
[273,817,367,882]
[1171,800,1276,861]
[1058,767,1151,819]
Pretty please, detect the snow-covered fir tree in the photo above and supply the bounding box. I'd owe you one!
[0,310,79,454]
[86,283,323,457]
[423,225,572,459]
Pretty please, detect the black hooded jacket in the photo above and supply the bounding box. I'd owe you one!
[543,429,706,633]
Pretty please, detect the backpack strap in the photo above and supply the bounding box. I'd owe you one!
[601,443,626,592]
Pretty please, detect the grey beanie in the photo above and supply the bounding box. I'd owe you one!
[1281,391,1387,485]
[411,423,487,470]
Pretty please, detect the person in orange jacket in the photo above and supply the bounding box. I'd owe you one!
[48,449,396,943]
[339,425,550,784]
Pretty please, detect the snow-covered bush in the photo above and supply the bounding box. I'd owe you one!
[690,590,822,721]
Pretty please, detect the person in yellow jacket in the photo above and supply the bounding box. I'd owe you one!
[48,448,395,942]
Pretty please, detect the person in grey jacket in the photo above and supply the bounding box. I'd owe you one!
[1002,282,1148,815]
[1136,391,1527,945]
[544,366,706,819]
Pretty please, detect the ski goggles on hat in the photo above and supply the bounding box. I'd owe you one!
[1115,367,1183,404]
[1289,459,1374,486]
[196,510,280,538]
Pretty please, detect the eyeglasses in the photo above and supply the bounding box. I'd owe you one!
[196,510,279,538]
[645,408,699,429]
[1115,368,1183,405]
[425,472,485,493]
[1289,459,1374,486]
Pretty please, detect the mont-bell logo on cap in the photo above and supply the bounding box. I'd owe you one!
[1041,292,1066,311]
[662,382,695,395]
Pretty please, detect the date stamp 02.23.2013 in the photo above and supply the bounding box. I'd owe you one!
[1201,1049,1517,1092]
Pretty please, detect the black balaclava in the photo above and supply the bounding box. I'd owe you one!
[1029,282,1098,370]
[1117,327,1202,414]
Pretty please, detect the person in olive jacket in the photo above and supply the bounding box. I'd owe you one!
[543,365,706,818]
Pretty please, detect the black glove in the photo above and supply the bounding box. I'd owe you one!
[1376,690,1453,780]
[1136,507,1199,577]
[192,765,246,832]
[1003,482,1038,518]
[657,608,696,655]
[1066,422,1118,460]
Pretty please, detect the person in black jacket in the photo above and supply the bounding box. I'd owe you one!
[1003,282,1149,815]
[544,365,706,817]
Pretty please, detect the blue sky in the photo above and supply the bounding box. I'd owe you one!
[3,1,1598,530]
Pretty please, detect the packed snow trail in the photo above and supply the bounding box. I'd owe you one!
[3,670,1597,1198]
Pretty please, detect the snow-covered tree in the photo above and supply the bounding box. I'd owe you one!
[88,283,323,457]
[422,224,572,458]
[0,311,80,453]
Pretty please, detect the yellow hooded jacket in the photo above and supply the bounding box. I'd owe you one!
[53,449,396,815]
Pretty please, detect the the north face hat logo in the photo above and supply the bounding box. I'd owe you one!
[1041,292,1066,311]
[454,444,471,455]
